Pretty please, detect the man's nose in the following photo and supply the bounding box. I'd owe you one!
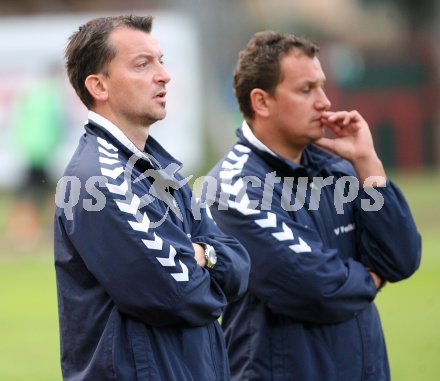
[316,89,331,110]
[156,65,171,84]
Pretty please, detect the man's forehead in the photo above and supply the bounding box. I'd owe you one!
[280,52,325,80]
[110,27,162,54]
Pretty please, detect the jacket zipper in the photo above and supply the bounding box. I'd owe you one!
[308,178,334,246]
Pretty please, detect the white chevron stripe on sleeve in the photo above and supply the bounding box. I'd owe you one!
[128,212,150,233]
[97,137,118,151]
[227,151,245,162]
[221,155,249,170]
[99,156,120,165]
[272,222,294,241]
[155,245,190,282]
[156,245,177,267]
[142,233,163,250]
[219,169,241,180]
[235,144,251,153]
[116,194,140,215]
[227,193,260,216]
[98,147,119,159]
[106,180,128,196]
[96,143,190,282]
[171,261,189,282]
[289,237,312,253]
[255,212,277,228]
[101,166,124,179]
[221,178,244,196]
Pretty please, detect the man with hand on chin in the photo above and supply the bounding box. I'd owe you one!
[206,31,421,381]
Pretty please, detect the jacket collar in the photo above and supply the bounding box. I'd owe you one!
[241,120,278,157]
[86,111,183,169]
[237,121,345,178]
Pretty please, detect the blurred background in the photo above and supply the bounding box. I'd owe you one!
[0,0,438,380]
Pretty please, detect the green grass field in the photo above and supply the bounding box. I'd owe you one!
[0,171,439,380]
[375,172,440,381]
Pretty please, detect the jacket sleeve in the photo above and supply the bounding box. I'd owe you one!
[188,198,250,302]
[59,180,233,328]
[209,177,379,325]
[354,180,421,282]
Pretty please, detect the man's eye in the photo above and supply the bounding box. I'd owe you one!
[136,61,148,68]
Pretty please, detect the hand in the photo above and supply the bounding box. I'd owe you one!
[192,243,207,267]
[369,271,386,290]
[316,110,386,185]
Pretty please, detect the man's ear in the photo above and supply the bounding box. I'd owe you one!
[84,74,108,103]
[250,88,271,118]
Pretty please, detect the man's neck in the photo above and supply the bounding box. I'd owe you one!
[92,109,150,151]
[247,120,303,164]
[120,123,149,151]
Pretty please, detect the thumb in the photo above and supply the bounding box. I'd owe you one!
[314,137,335,152]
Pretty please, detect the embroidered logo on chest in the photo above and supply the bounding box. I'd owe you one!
[334,223,355,236]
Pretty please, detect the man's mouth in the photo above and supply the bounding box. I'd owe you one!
[155,90,167,100]
[313,116,324,125]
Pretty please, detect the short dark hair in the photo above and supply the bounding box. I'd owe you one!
[233,31,320,120]
[65,15,153,108]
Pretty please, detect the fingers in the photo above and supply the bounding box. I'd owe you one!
[325,123,352,137]
[323,121,356,138]
[314,137,335,151]
[369,271,383,289]
[322,110,361,126]
[317,110,379,176]
[192,243,207,267]
[321,110,363,136]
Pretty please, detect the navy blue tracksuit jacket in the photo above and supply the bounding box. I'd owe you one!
[54,112,250,381]
[206,126,421,381]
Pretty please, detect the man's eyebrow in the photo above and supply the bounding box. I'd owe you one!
[298,78,326,86]
[135,52,164,59]
[134,53,153,59]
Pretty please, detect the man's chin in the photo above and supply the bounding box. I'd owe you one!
[310,129,325,142]
[145,111,167,126]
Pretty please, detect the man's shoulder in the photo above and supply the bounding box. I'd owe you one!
[208,142,265,181]
[64,133,123,180]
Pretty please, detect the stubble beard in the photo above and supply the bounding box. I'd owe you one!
[141,104,167,127]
